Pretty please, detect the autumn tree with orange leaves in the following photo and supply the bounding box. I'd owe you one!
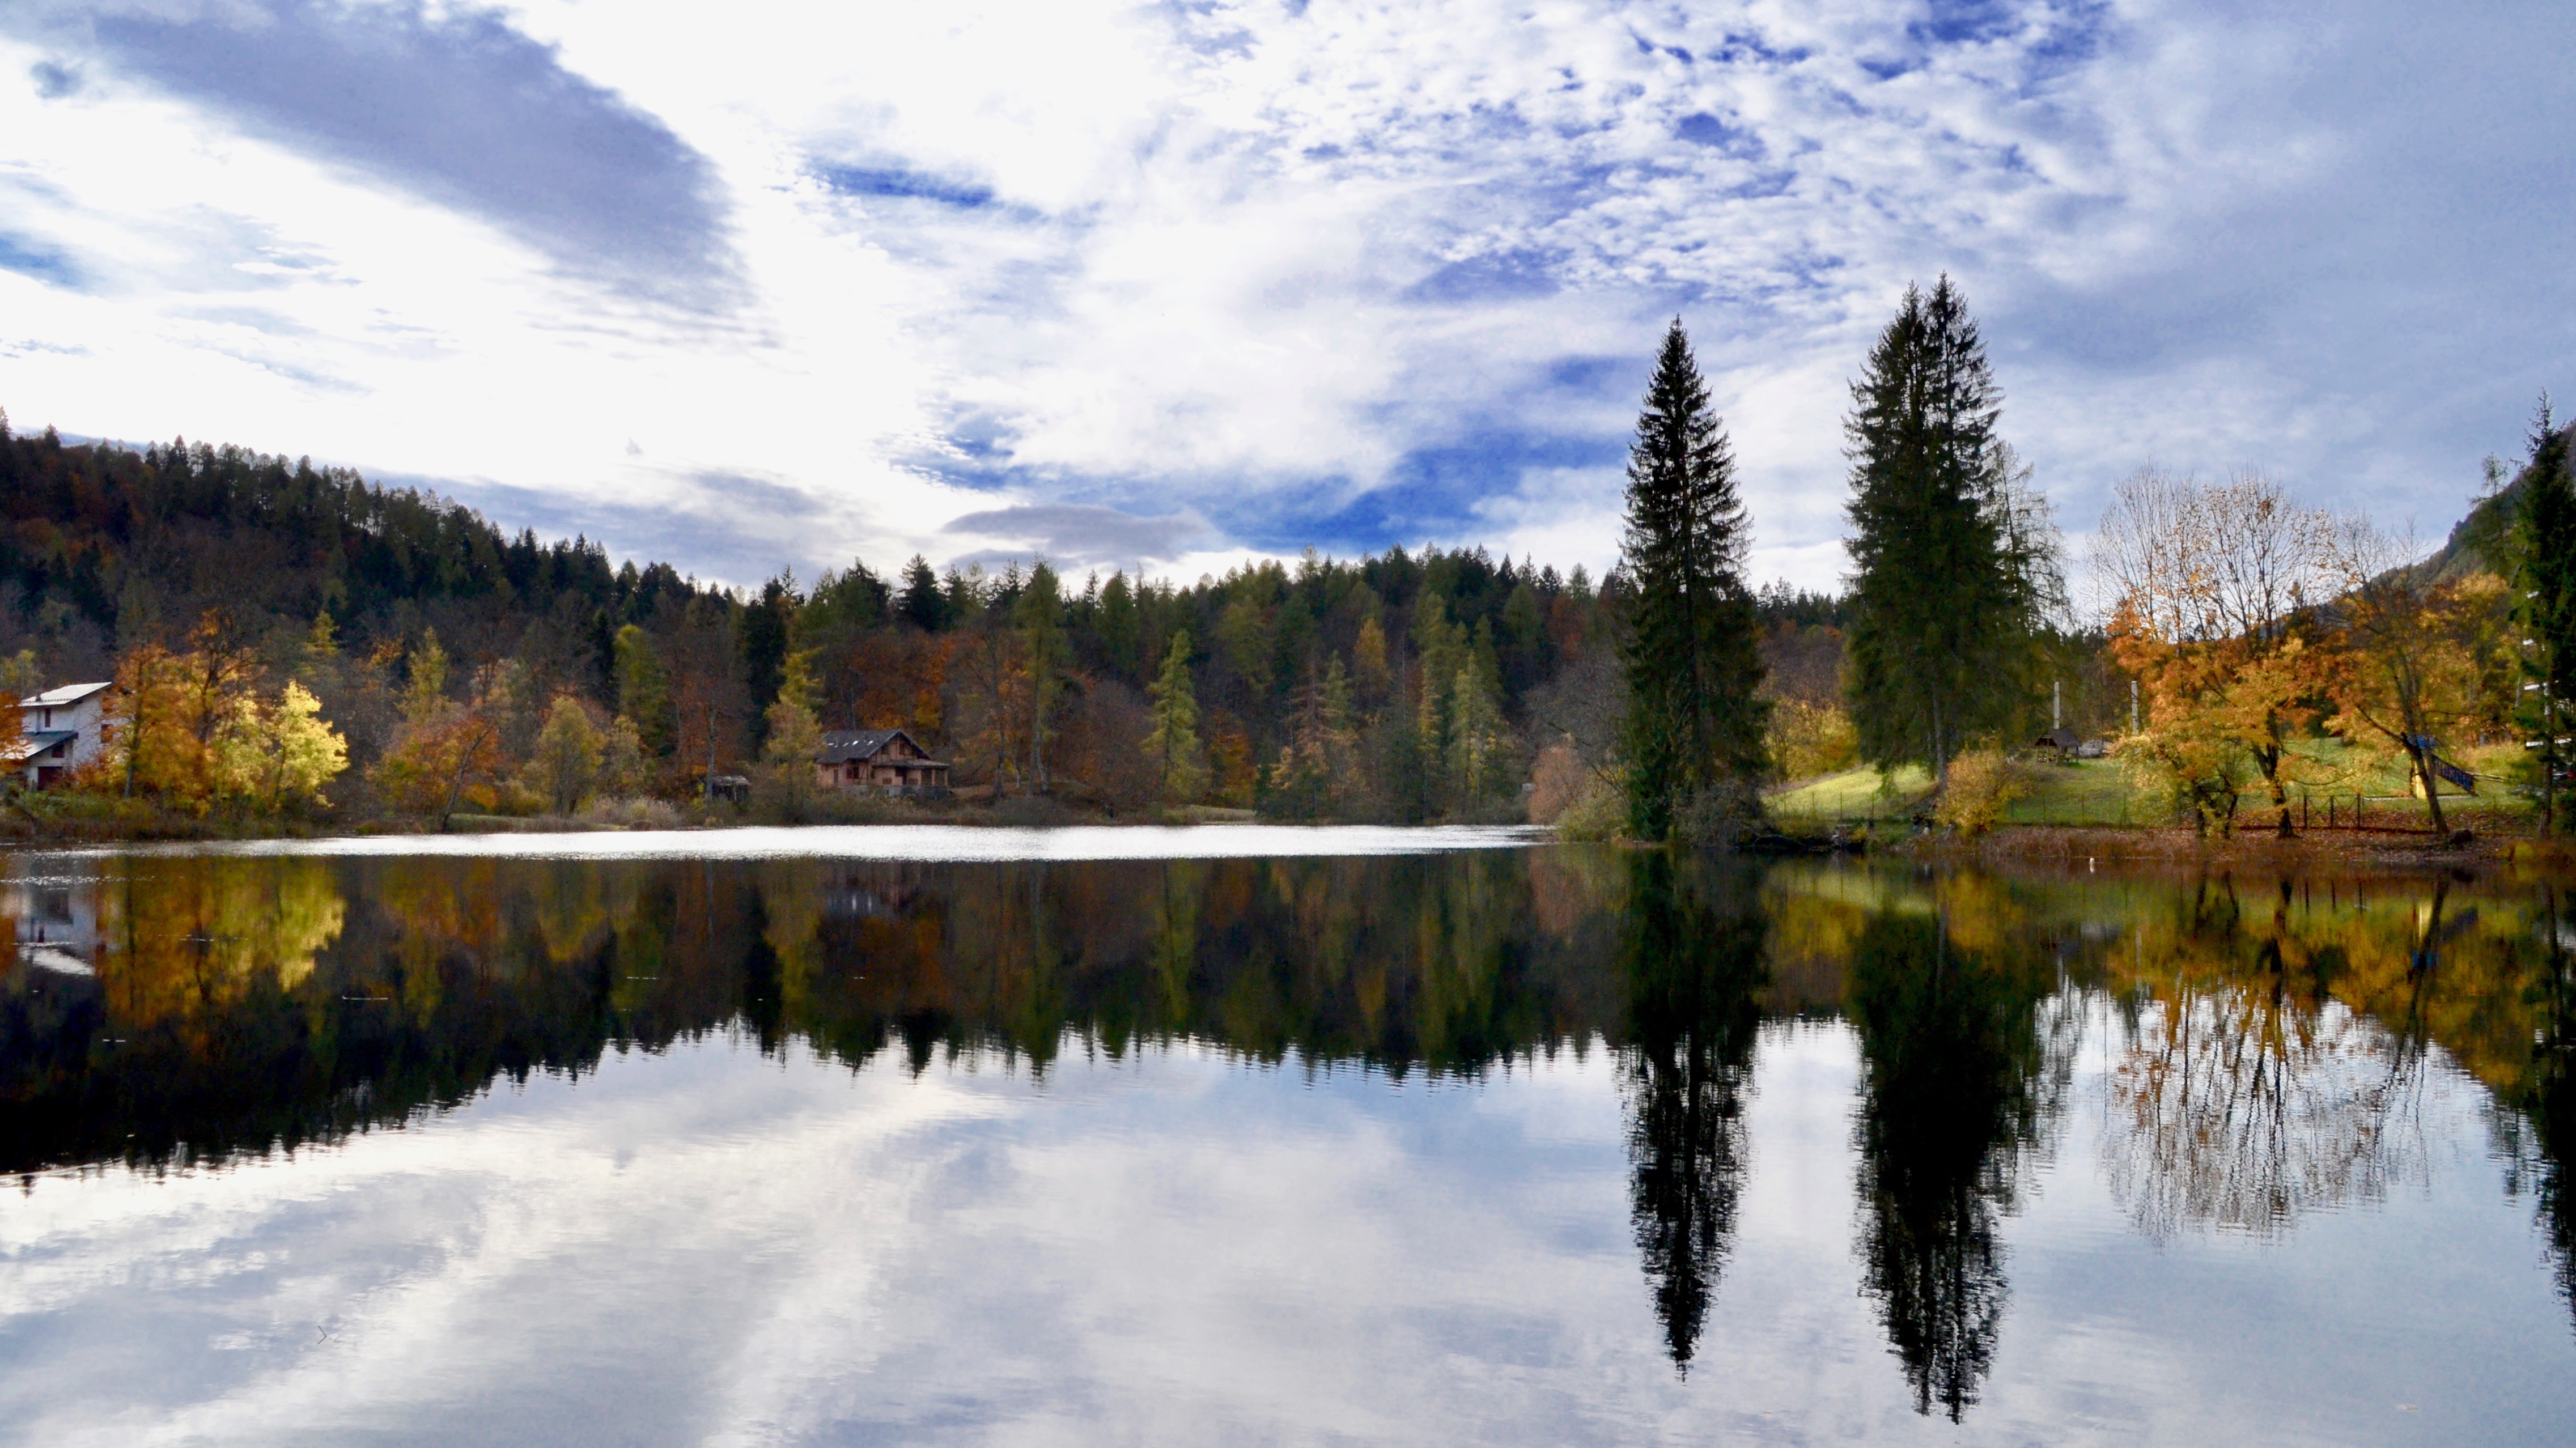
[2095,470,2339,835]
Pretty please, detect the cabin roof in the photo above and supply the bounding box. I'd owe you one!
[817,728,947,766]
[20,682,109,710]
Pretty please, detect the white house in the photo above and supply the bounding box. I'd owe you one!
[7,682,113,789]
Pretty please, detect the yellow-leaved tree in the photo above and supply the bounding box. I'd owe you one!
[2324,521,2507,836]
[1143,631,1208,806]
[370,632,506,827]
[759,650,825,817]
[210,681,350,813]
[96,614,337,817]
[524,693,607,816]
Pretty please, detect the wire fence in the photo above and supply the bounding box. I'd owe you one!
[1774,789,2499,836]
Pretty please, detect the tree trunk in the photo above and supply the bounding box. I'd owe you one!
[704,704,719,802]
[123,679,142,799]
[2410,745,2450,835]
[2254,742,2293,838]
[2534,682,2555,835]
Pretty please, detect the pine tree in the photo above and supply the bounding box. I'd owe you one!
[900,555,948,632]
[612,623,674,755]
[1843,277,2051,782]
[1414,602,1467,802]
[740,572,799,733]
[1145,630,1208,805]
[1446,634,1510,802]
[1618,319,1767,840]
[404,629,448,727]
[2516,397,2576,832]
[1097,571,1141,680]
[1017,562,1068,792]
[760,650,825,816]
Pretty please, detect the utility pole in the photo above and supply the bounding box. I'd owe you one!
[2052,680,2062,733]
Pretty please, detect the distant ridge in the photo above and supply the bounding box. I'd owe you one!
[2413,423,2571,585]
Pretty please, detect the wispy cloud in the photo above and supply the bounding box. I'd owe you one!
[54,0,742,309]
[0,0,2566,588]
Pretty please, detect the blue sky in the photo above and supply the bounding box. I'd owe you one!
[0,0,2568,592]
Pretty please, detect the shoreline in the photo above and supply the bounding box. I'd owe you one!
[1894,821,2548,871]
[0,813,2554,873]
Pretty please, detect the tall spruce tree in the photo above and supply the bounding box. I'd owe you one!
[1843,277,2048,780]
[2515,397,2576,833]
[899,555,948,632]
[1618,319,1767,840]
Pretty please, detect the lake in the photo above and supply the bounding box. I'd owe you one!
[2,829,2571,1445]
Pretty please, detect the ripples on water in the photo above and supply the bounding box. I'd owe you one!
[1,839,2571,1445]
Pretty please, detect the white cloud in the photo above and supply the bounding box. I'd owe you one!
[0,0,2567,590]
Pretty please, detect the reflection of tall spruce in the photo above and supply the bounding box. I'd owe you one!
[1618,851,1767,1371]
[1846,911,2055,1421]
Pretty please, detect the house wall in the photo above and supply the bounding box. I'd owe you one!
[814,750,950,795]
[48,695,108,770]
[16,688,112,789]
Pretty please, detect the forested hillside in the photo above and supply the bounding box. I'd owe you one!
[0,412,1857,822]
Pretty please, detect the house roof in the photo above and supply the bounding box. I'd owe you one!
[20,682,110,710]
[1,730,77,763]
[817,729,947,766]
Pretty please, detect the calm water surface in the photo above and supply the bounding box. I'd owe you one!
[2,830,2572,1445]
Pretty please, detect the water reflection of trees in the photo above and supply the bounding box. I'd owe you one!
[2099,876,2433,1241]
[2089,868,2576,1335]
[10,849,2576,1360]
[2498,885,2576,1330]
[1618,851,1766,1371]
[1846,884,2070,1422]
[0,851,1629,1174]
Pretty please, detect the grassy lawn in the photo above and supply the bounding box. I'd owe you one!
[1998,758,2136,826]
[1767,759,2134,826]
[1765,749,2529,832]
[1767,765,1933,823]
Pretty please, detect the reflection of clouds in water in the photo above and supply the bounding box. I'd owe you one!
[0,1014,2570,1445]
[2,1039,1713,1446]
[0,1039,999,1446]
[9,858,2576,1443]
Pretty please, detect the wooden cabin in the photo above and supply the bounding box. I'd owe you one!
[817,729,952,794]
